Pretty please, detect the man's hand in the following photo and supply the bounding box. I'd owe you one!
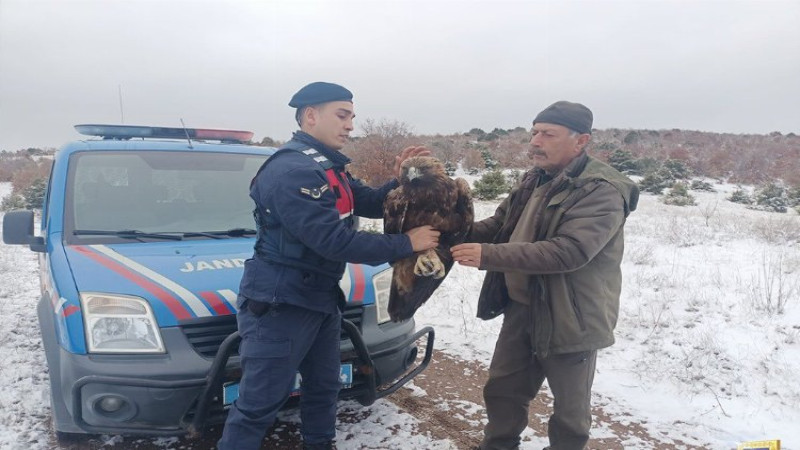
[405,225,440,252]
[394,146,431,179]
[451,243,482,268]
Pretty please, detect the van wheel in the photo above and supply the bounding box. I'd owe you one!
[55,430,83,444]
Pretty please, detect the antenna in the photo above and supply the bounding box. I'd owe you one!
[118,85,124,124]
[180,118,194,149]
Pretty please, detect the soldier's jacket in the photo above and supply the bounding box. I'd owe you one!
[240,131,412,314]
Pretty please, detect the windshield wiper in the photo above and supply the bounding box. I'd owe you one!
[73,229,184,241]
[182,228,257,239]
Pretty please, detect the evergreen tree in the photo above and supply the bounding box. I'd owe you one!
[663,159,691,180]
[444,160,456,177]
[22,178,47,209]
[690,179,716,192]
[750,182,788,213]
[481,149,498,170]
[727,187,752,205]
[1,193,25,211]
[608,149,639,175]
[661,182,696,206]
[473,170,509,200]
[638,168,673,195]
[506,169,523,186]
[787,185,800,207]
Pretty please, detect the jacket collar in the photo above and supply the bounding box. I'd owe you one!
[292,131,351,167]
[535,150,588,178]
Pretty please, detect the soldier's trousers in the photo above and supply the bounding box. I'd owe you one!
[218,301,342,450]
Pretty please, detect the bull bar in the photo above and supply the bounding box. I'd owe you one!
[187,319,435,437]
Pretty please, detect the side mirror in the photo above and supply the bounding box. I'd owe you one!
[2,210,45,252]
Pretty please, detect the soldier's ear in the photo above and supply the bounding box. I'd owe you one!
[303,106,319,128]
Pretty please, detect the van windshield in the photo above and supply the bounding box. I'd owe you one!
[65,150,268,242]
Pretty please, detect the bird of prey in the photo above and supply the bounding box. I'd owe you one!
[383,156,473,321]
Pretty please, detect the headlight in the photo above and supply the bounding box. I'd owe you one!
[80,293,165,354]
[373,267,393,324]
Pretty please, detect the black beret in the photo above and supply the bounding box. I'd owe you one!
[288,82,353,108]
[533,101,593,134]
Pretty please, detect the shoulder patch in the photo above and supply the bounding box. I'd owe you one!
[300,184,329,199]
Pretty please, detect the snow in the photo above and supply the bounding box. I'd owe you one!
[1,179,799,449]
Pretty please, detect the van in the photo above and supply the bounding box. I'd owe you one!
[2,124,433,438]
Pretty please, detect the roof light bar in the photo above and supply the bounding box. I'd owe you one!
[74,124,254,143]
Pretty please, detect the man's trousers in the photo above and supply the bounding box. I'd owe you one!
[480,300,598,450]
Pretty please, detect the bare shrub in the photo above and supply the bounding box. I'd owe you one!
[626,243,655,266]
[664,215,701,247]
[698,201,718,227]
[746,249,798,315]
[462,148,485,174]
[750,216,800,243]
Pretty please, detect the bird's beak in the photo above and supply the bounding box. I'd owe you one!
[407,167,420,181]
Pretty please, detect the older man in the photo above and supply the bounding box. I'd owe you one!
[452,101,639,450]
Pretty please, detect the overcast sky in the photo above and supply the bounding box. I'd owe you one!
[1,0,798,151]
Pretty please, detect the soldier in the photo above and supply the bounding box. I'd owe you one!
[218,82,439,450]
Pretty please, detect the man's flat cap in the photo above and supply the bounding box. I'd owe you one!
[288,82,353,108]
[533,101,593,134]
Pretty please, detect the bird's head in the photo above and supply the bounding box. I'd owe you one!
[400,156,445,185]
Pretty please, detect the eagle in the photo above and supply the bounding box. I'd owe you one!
[383,156,473,321]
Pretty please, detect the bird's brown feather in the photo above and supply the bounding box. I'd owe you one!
[383,156,473,321]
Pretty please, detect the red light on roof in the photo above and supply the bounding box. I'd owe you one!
[194,128,254,142]
[74,124,254,143]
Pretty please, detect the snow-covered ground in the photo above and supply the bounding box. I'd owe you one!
[1,179,799,449]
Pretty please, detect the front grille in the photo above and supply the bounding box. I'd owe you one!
[341,304,363,339]
[180,304,365,358]
[180,315,238,358]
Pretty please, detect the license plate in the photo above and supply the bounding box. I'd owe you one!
[223,364,353,405]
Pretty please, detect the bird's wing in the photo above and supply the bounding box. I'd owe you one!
[383,187,408,234]
[452,177,474,244]
[388,247,454,322]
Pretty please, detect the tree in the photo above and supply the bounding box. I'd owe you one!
[429,138,462,169]
[444,161,456,176]
[750,182,788,213]
[661,182,696,206]
[462,148,485,174]
[345,119,417,186]
[473,170,509,200]
[638,167,673,195]
[690,179,716,192]
[663,158,691,180]
[22,178,47,209]
[481,149,498,170]
[788,185,800,207]
[258,136,280,147]
[727,187,752,205]
[0,193,25,211]
[608,149,639,175]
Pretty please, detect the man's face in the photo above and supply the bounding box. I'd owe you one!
[303,101,355,150]
[528,122,589,172]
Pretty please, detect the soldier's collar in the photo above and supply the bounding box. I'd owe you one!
[292,131,351,167]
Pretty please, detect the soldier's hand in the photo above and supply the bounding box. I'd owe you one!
[405,225,440,252]
[394,146,431,179]
[451,243,482,268]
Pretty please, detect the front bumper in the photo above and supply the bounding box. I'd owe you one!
[53,316,434,436]
[188,320,435,437]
